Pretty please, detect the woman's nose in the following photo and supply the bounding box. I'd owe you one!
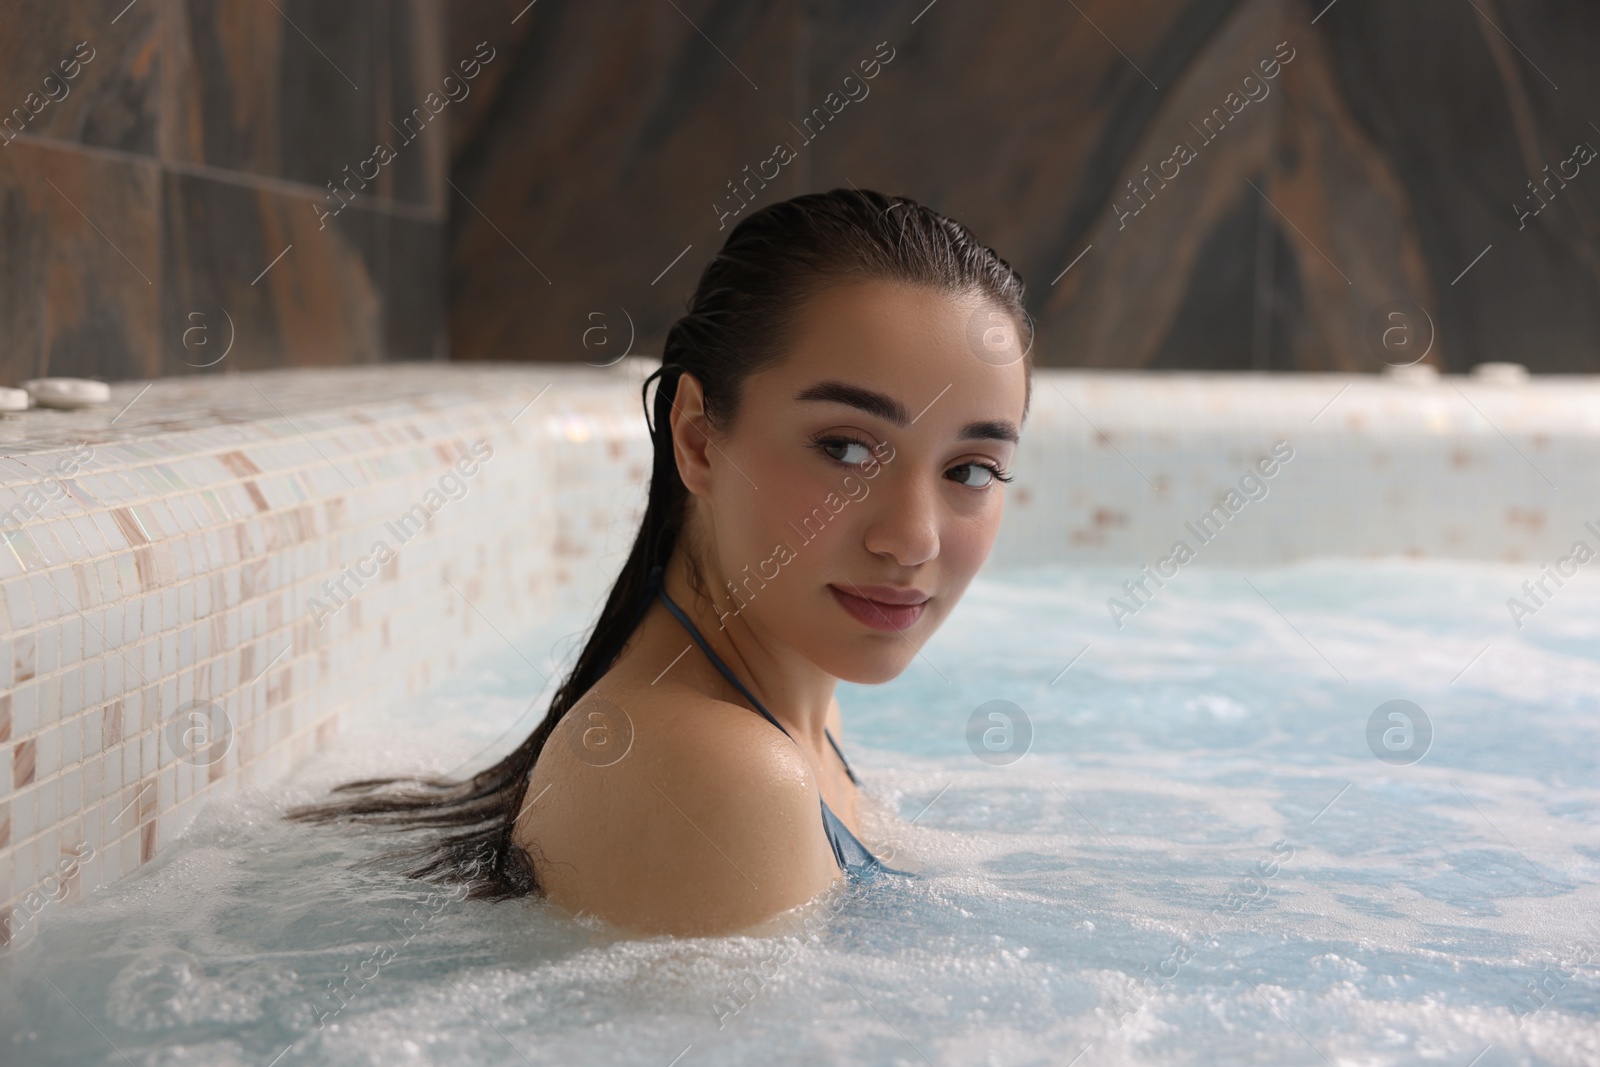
[861,472,939,567]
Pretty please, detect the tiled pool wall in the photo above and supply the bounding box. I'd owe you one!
[996,371,1600,566]
[0,365,655,946]
[2,364,1596,943]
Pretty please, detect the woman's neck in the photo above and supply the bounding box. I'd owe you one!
[654,551,839,756]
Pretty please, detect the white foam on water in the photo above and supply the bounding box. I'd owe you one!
[3,560,1597,1066]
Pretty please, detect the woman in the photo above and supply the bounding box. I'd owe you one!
[290,188,1033,936]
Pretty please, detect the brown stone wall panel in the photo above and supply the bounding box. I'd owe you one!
[1490,0,1600,138]
[445,0,533,161]
[263,195,381,366]
[383,211,445,361]
[162,171,282,375]
[1457,0,1600,371]
[447,0,794,361]
[0,140,159,386]
[384,0,447,212]
[800,0,1252,360]
[0,0,159,155]
[0,149,51,386]
[1265,27,1436,372]
[1147,194,1273,370]
[166,0,443,211]
[1041,0,1285,369]
[161,171,396,373]
[1319,0,1600,372]
[162,0,284,174]
[814,2,1227,233]
[798,0,1435,371]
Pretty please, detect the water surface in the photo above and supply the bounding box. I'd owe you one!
[4,560,1597,1066]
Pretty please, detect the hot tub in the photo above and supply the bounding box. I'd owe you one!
[3,366,1597,1066]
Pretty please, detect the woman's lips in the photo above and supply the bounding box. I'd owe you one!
[829,584,929,632]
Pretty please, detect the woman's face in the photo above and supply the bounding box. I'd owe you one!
[682,279,1029,684]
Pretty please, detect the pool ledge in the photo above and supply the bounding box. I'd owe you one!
[0,364,654,944]
[3,364,1599,943]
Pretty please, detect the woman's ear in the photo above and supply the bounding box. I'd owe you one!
[668,371,716,497]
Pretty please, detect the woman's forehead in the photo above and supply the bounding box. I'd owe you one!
[759,280,1028,423]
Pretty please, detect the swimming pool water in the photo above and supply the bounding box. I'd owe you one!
[3,560,1598,1066]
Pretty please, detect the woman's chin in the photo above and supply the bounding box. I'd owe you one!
[818,646,920,686]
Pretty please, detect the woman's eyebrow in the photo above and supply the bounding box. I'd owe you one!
[794,379,1019,443]
[794,380,909,425]
[958,419,1020,444]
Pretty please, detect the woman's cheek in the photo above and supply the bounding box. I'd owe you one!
[717,470,816,594]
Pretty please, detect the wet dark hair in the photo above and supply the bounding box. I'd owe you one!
[286,188,1033,900]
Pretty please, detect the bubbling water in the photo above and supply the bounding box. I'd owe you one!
[3,560,1597,1066]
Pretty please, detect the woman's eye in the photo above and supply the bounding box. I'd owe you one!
[819,438,873,465]
[947,463,997,488]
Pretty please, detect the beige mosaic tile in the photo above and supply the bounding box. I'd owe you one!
[2,362,1596,943]
[0,363,655,944]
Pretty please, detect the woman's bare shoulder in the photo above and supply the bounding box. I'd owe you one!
[516,684,841,937]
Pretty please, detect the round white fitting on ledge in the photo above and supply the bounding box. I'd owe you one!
[1381,362,1440,384]
[0,386,31,412]
[23,377,112,409]
[1470,361,1529,384]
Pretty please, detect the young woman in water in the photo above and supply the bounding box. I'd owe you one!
[290,188,1033,936]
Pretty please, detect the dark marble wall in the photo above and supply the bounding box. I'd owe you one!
[448,0,1600,372]
[5,2,1593,378]
[0,0,447,387]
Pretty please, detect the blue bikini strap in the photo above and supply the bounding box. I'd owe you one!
[651,574,794,741]
[826,730,860,786]
[648,562,859,779]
